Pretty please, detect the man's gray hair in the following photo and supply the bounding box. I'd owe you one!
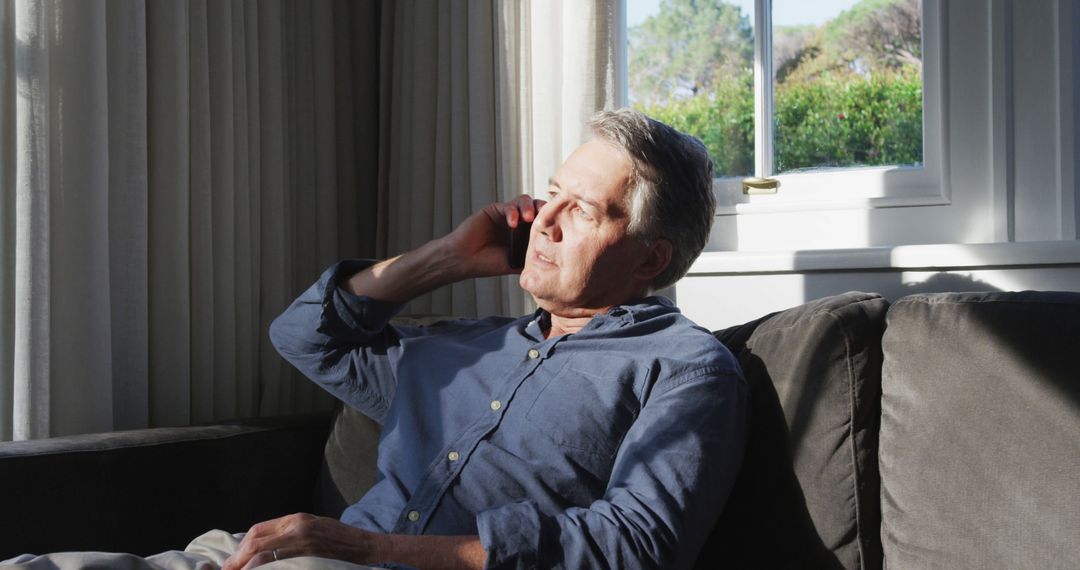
[587,108,716,290]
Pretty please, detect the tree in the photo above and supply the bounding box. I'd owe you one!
[838,0,921,71]
[779,0,922,83]
[628,0,753,104]
[774,25,821,83]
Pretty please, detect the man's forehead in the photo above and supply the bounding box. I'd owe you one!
[547,177,604,210]
[549,140,633,214]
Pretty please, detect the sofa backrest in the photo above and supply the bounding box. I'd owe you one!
[705,292,888,570]
[879,291,1080,570]
[0,415,331,559]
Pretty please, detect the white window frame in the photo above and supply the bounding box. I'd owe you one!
[618,0,947,216]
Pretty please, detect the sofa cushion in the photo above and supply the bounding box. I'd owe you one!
[313,404,382,517]
[703,292,888,570]
[879,291,1080,570]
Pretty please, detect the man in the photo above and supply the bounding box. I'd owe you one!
[225,108,748,569]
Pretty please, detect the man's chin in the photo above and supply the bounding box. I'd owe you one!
[519,273,603,317]
[518,269,545,297]
[519,276,557,313]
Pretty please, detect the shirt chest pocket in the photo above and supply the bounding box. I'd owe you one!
[524,362,641,459]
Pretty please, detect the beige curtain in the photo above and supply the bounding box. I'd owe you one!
[0,0,380,441]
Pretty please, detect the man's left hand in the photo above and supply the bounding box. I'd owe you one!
[221,513,379,570]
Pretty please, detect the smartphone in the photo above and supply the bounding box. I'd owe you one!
[508,221,532,269]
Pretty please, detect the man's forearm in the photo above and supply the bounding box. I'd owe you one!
[372,534,485,570]
[343,238,464,303]
[342,195,539,303]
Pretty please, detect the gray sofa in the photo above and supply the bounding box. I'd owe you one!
[1,291,1077,569]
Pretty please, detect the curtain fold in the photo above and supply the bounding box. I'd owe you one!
[106,0,150,431]
[10,0,55,441]
[146,0,193,429]
[0,0,381,440]
[0,0,17,442]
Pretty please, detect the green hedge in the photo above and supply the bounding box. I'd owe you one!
[638,68,922,175]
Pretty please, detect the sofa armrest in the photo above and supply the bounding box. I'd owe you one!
[0,412,333,559]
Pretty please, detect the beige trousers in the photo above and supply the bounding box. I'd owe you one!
[1,530,377,570]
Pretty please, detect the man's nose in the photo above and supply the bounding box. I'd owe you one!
[534,201,562,242]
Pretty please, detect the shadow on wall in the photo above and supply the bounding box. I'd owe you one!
[897,272,1002,295]
[800,268,1004,305]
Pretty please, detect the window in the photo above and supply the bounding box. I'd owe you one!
[621,0,946,215]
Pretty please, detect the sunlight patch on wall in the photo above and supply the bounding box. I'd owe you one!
[725,207,872,251]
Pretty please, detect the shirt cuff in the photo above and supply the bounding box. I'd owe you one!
[317,259,406,337]
[476,500,542,570]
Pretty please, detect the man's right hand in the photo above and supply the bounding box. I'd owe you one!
[438,194,543,279]
[342,194,543,303]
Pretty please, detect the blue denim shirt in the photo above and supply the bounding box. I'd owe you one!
[270,260,749,569]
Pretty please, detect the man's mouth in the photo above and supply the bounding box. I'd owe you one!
[534,251,556,266]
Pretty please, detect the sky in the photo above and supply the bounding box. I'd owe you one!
[627,0,861,29]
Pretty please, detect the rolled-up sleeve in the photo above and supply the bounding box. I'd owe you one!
[475,368,749,570]
[269,259,410,423]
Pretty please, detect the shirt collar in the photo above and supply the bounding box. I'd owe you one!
[530,296,677,336]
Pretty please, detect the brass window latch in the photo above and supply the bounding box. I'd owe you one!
[742,177,780,195]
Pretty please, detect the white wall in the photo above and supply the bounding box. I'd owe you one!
[675,0,1080,327]
[677,242,1080,329]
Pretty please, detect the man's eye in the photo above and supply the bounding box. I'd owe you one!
[574,206,594,220]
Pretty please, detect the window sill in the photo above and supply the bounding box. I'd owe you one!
[687,240,1080,276]
[712,162,950,215]
[715,194,952,215]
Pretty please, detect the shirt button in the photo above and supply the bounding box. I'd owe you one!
[527,348,540,359]
[490,400,502,411]
[447,451,460,461]
[407,510,420,522]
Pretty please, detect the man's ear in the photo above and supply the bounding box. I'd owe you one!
[633,238,673,283]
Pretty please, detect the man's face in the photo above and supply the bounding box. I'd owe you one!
[519,139,652,315]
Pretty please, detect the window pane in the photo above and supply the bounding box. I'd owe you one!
[627,0,756,177]
[773,0,923,173]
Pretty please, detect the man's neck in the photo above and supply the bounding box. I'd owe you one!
[545,311,604,339]
[538,289,652,339]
